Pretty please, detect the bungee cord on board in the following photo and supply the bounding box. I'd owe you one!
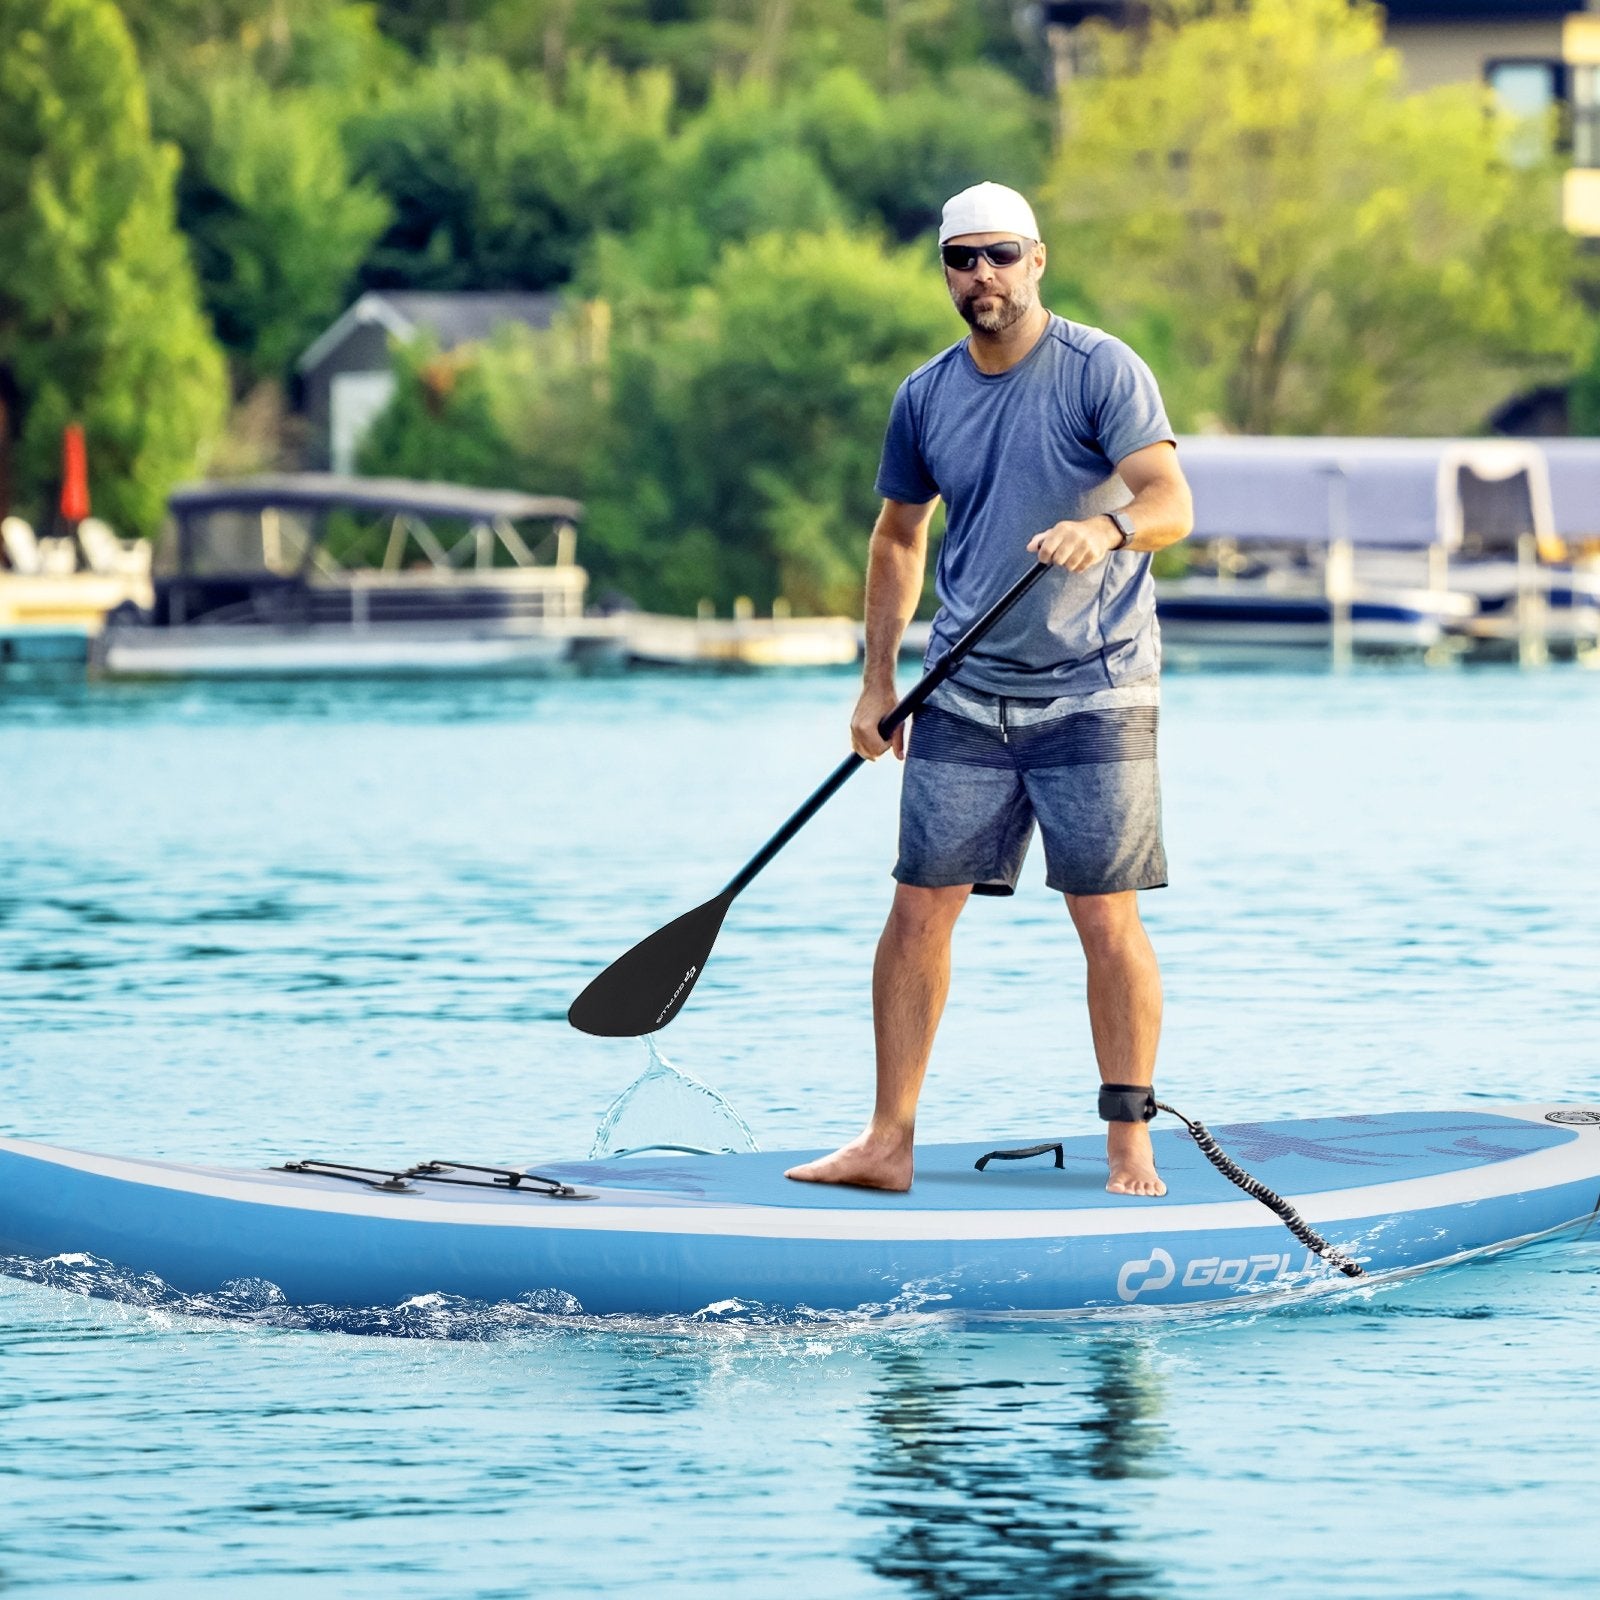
[1151,1102,1366,1279]
[976,1090,1368,1281]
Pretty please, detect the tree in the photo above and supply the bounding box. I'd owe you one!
[345,55,673,292]
[1045,0,1584,435]
[575,64,1047,329]
[581,226,958,612]
[358,227,958,612]
[355,336,521,490]
[790,65,1047,242]
[168,73,391,382]
[0,0,225,532]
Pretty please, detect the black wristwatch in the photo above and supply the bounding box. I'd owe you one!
[1106,510,1136,550]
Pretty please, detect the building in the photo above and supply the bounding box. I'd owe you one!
[1039,2,1600,236]
[1384,1,1600,235]
[296,291,561,472]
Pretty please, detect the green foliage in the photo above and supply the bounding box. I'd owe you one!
[356,228,957,611]
[665,66,1045,248]
[1569,320,1600,437]
[1046,0,1584,434]
[0,0,225,533]
[24,0,1584,578]
[577,64,1046,326]
[355,336,520,487]
[375,0,1036,100]
[789,65,1047,242]
[142,6,405,383]
[168,74,390,381]
[583,227,956,612]
[346,55,674,291]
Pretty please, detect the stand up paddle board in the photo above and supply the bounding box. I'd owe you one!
[2,1106,1597,1317]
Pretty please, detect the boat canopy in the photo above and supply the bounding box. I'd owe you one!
[169,474,583,526]
[162,474,585,582]
[1534,440,1600,540]
[1174,437,1553,551]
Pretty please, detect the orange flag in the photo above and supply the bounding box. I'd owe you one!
[60,422,90,523]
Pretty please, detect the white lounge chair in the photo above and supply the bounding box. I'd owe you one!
[1,515,42,574]
[77,517,152,580]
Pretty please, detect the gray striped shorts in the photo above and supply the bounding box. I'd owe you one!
[894,678,1167,898]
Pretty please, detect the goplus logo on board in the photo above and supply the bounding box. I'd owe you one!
[1116,1247,1329,1302]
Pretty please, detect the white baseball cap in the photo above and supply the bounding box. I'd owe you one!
[938,182,1041,245]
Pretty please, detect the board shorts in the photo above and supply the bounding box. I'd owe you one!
[893,678,1167,898]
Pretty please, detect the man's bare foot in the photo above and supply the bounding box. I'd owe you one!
[1106,1121,1166,1197]
[785,1129,914,1191]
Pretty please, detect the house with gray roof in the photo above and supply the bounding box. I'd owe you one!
[297,291,561,472]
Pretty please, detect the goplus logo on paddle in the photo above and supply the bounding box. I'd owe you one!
[1117,1247,1331,1302]
[655,965,698,1027]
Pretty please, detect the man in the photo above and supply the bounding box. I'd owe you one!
[786,181,1193,1198]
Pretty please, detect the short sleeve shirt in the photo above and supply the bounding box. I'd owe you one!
[876,313,1175,694]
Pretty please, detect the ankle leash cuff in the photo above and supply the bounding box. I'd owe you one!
[1098,1083,1157,1123]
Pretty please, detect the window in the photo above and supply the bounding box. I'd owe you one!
[1486,59,1565,165]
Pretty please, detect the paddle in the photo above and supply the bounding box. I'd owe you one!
[567,560,1052,1037]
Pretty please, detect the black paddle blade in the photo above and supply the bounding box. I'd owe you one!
[567,892,733,1037]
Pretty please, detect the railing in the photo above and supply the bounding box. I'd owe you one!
[156,576,584,629]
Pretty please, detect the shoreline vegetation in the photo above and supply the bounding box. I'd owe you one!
[2,0,1591,615]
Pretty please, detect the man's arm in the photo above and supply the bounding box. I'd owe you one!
[855,496,939,761]
[1027,441,1193,571]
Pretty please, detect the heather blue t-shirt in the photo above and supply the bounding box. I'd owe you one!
[875,313,1175,695]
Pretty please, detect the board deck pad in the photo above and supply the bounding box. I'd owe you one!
[539,1112,1578,1210]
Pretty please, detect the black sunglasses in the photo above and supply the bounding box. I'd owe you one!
[940,240,1032,272]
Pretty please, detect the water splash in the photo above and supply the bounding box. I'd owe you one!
[589,1036,759,1158]
[7,1251,954,1338]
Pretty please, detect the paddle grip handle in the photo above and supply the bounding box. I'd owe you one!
[722,561,1051,902]
[875,560,1051,738]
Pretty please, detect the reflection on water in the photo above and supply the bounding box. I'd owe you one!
[858,1339,1170,1598]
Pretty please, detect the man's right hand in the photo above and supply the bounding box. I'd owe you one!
[851,681,904,761]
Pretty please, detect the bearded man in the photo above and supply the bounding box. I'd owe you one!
[786,182,1193,1198]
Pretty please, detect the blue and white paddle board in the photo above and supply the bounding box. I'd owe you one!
[2,1106,1597,1317]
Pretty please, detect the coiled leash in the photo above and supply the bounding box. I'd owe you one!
[976,1083,1365,1280]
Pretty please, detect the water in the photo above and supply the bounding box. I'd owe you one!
[3,664,1599,1595]
[589,1036,759,1157]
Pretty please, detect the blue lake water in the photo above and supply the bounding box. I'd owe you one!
[2,663,1599,1595]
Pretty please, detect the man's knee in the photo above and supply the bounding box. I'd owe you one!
[885,882,970,945]
[1065,890,1148,961]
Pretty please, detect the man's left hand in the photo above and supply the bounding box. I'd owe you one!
[1027,517,1117,573]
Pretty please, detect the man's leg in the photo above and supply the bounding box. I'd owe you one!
[1065,890,1166,1197]
[785,881,971,1190]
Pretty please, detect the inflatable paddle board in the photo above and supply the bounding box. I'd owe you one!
[2,1106,1597,1317]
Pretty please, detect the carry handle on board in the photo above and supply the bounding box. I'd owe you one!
[567,560,1053,1038]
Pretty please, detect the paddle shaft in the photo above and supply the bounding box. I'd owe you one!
[722,561,1051,899]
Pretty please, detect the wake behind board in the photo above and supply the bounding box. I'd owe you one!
[1,1106,1597,1318]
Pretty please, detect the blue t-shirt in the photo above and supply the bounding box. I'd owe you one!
[875,313,1176,695]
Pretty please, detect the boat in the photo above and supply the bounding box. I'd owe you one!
[1156,571,1476,658]
[1156,436,1557,662]
[93,475,624,678]
[624,607,860,670]
[2,1105,1596,1318]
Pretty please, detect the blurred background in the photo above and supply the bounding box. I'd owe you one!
[2,0,1598,622]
